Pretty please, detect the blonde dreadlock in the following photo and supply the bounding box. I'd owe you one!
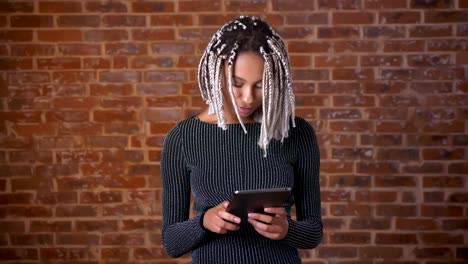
[197,16,295,156]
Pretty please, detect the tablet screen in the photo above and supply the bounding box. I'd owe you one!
[226,187,291,220]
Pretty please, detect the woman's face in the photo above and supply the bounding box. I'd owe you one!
[223,52,264,123]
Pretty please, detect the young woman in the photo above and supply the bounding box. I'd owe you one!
[161,16,322,263]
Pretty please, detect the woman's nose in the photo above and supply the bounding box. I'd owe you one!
[241,87,254,104]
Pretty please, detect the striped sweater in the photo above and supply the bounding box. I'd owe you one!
[161,116,322,264]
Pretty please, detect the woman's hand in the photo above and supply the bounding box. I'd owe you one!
[247,207,289,240]
[203,201,241,234]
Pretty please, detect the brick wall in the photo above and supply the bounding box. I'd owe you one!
[1,0,467,263]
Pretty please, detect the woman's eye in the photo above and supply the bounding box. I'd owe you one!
[232,82,242,87]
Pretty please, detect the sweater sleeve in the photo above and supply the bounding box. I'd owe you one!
[160,124,208,257]
[282,118,323,249]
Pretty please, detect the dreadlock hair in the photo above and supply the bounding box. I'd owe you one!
[197,15,295,157]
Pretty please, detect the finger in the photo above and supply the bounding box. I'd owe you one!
[248,217,281,234]
[263,207,286,216]
[218,210,241,224]
[248,212,273,225]
[221,201,230,209]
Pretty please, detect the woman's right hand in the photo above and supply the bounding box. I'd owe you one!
[203,201,241,234]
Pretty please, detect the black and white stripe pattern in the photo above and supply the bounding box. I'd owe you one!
[161,116,322,263]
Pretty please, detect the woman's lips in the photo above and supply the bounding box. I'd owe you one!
[238,107,252,115]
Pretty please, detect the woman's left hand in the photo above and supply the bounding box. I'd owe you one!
[247,207,289,240]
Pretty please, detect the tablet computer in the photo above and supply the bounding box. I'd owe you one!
[226,187,292,220]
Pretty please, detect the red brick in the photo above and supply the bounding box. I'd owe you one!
[57,233,100,245]
[333,12,374,24]
[8,72,50,84]
[0,193,33,205]
[333,68,374,80]
[144,71,187,82]
[80,191,122,204]
[443,219,468,230]
[356,191,397,203]
[100,71,140,83]
[422,148,464,160]
[422,205,463,217]
[76,220,118,232]
[379,11,421,24]
[0,249,38,260]
[289,41,331,53]
[132,28,175,41]
[30,221,71,232]
[376,148,420,161]
[319,134,357,147]
[52,71,96,84]
[423,176,465,188]
[6,206,52,217]
[329,232,371,244]
[46,111,89,123]
[0,30,33,41]
[365,0,407,9]
[375,121,417,133]
[56,205,98,217]
[403,163,444,173]
[84,30,128,42]
[40,247,89,260]
[413,247,454,259]
[318,246,357,258]
[105,43,147,55]
[85,1,128,12]
[11,15,53,27]
[376,233,418,244]
[37,58,81,70]
[330,121,373,132]
[448,192,468,203]
[359,246,403,259]
[57,15,100,27]
[0,58,33,70]
[83,57,111,69]
[36,192,77,204]
[58,44,101,55]
[318,26,360,38]
[364,26,406,38]
[362,55,403,66]
[331,204,372,217]
[318,0,361,9]
[132,2,175,13]
[428,39,468,51]
[150,14,194,26]
[102,15,146,27]
[362,135,403,146]
[315,55,357,67]
[384,40,425,52]
[409,25,453,38]
[102,204,144,218]
[39,1,82,13]
[375,176,417,187]
[420,233,464,245]
[101,248,129,260]
[320,109,361,119]
[90,84,133,96]
[425,11,468,23]
[0,2,34,13]
[102,233,144,245]
[350,217,390,230]
[38,30,82,42]
[0,221,26,233]
[328,175,371,188]
[424,191,445,203]
[397,218,438,230]
[10,234,53,246]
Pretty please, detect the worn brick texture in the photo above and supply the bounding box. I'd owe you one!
[0,0,467,263]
